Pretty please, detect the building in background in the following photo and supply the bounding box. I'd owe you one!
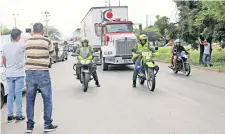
[73,28,81,46]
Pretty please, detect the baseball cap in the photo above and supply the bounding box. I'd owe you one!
[11,28,22,40]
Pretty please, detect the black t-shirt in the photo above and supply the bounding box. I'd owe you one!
[173,45,186,53]
[199,40,204,52]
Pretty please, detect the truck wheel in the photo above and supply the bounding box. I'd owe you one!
[102,57,108,71]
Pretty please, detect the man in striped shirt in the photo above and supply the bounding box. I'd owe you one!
[24,22,58,133]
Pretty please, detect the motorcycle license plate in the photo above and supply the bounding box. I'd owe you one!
[142,52,151,57]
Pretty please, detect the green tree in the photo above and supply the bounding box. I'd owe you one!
[45,26,62,40]
[0,25,11,35]
[175,1,225,49]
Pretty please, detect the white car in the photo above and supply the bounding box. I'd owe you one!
[1,63,8,108]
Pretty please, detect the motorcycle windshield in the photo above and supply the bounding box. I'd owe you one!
[79,47,90,59]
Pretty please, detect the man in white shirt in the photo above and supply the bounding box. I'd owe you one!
[202,40,211,66]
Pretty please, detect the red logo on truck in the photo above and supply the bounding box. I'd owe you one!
[103,9,113,21]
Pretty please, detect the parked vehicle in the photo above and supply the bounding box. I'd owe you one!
[80,6,142,70]
[169,51,191,76]
[1,63,8,108]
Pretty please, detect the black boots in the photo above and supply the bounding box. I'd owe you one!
[133,80,136,88]
[95,81,100,87]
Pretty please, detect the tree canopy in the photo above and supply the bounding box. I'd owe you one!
[142,1,225,49]
[0,25,11,35]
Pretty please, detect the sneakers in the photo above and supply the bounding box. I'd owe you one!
[44,124,58,132]
[15,116,25,122]
[7,116,15,123]
[26,124,58,133]
[8,115,25,123]
[26,127,33,133]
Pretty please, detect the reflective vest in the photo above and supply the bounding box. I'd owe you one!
[137,42,149,51]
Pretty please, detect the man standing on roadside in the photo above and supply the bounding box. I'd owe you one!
[24,22,58,133]
[2,28,25,122]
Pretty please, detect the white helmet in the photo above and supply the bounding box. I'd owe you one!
[174,39,181,46]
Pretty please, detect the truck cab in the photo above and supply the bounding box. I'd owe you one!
[95,19,137,70]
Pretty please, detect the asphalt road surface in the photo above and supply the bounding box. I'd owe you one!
[1,56,225,134]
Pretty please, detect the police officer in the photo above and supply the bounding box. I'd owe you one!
[132,34,155,87]
[75,39,100,87]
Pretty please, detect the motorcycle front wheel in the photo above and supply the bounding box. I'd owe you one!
[184,63,191,76]
[147,68,156,92]
[83,73,89,92]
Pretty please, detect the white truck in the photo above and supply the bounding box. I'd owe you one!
[80,6,141,71]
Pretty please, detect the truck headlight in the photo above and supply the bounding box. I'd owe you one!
[104,51,112,55]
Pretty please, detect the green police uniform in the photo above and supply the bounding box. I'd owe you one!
[75,39,100,87]
[132,34,152,87]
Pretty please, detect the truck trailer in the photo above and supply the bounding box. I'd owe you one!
[80,6,140,70]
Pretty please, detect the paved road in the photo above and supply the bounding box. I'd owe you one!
[1,56,225,134]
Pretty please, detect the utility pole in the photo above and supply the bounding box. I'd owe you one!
[119,0,120,6]
[42,11,51,36]
[105,0,107,6]
[149,15,151,26]
[109,0,111,7]
[146,15,148,27]
[13,14,19,28]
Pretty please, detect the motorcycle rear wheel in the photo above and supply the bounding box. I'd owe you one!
[138,73,145,85]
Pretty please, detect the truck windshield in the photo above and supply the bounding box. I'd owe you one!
[106,24,133,33]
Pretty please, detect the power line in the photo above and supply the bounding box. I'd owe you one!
[42,11,51,36]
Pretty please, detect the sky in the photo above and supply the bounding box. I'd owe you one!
[0,0,177,39]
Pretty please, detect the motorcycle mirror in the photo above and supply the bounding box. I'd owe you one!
[131,48,137,52]
[71,53,78,57]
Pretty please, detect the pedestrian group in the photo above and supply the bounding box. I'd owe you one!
[1,22,58,133]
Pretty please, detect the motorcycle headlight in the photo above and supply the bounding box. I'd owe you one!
[146,56,151,60]
[86,60,91,64]
[80,60,85,64]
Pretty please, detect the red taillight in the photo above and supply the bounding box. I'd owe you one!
[105,36,110,42]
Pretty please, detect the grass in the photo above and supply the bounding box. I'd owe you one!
[155,46,225,71]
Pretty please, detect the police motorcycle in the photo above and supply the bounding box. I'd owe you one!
[170,51,191,76]
[71,50,98,92]
[132,47,159,91]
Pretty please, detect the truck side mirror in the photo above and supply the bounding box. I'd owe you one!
[155,47,158,51]
[138,24,142,32]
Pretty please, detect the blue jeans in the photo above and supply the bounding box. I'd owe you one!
[6,77,24,117]
[133,58,143,81]
[202,53,210,66]
[25,70,53,127]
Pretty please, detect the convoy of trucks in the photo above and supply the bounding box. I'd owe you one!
[79,6,142,70]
